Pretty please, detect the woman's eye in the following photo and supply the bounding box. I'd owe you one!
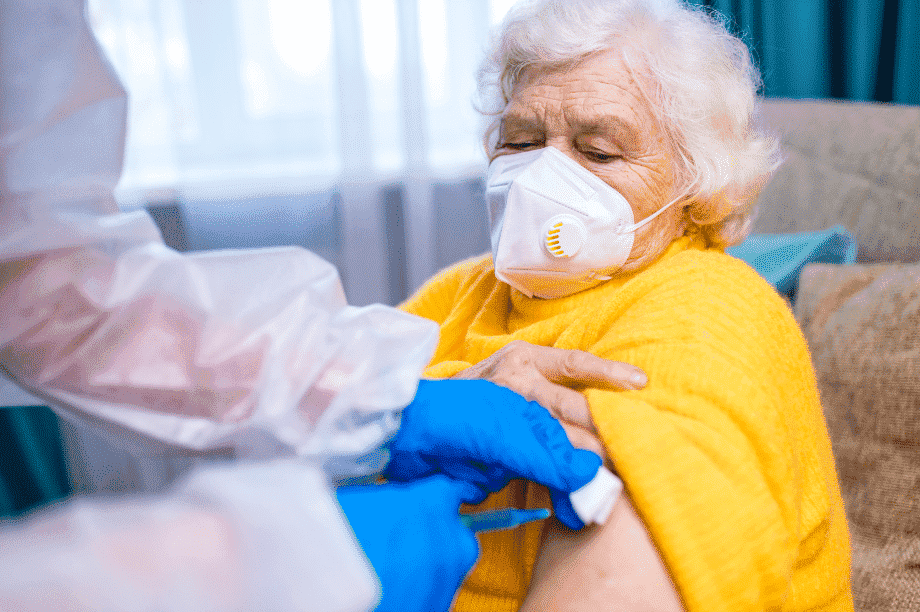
[500,141,539,151]
[584,150,619,163]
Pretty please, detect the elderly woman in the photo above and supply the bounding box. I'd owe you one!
[399,0,853,610]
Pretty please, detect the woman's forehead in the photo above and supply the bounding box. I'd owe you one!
[508,50,646,110]
[503,53,650,136]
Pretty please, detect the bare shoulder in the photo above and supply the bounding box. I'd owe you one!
[521,493,685,612]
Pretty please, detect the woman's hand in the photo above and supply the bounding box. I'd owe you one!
[451,340,647,460]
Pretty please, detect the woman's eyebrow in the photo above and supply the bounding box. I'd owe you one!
[499,112,543,134]
[568,113,643,144]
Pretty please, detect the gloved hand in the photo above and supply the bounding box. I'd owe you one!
[384,379,602,527]
[337,476,480,612]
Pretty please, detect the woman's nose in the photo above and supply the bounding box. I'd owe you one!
[545,140,576,158]
[545,141,589,169]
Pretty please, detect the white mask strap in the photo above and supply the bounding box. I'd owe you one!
[615,184,694,235]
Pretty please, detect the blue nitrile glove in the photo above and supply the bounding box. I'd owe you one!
[550,488,587,530]
[384,379,603,528]
[337,476,480,612]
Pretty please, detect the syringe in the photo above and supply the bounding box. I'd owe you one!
[460,508,551,533]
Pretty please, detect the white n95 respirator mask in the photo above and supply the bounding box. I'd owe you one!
[485,146,674,299]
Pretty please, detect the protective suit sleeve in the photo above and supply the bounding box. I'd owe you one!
[0,461,379,612]
[0,0,437,464]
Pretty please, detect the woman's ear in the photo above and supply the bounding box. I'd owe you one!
[686,192,734,226]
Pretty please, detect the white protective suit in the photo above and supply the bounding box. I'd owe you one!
[0,0,439,609]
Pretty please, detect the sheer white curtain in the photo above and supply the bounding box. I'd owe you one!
[86,0,518,304]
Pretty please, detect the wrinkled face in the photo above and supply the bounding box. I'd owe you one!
[494,48,688,274]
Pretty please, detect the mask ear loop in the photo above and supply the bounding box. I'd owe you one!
[589,183,695,283]
[616,46,703,236]
[613,182,696,235]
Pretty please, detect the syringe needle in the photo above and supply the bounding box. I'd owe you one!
[460,508,551,533]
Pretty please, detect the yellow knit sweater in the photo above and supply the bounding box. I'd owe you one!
[400,231,853,612]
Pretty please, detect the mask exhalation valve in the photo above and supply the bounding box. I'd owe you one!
[542,215,587,258]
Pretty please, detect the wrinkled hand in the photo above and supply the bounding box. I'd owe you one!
[452,341,647,460]
[337,476,480,612]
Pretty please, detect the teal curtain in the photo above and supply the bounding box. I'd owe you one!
[687,0,920,105]
[0,406,71,517]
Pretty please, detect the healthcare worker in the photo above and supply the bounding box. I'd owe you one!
[0,1,644,610]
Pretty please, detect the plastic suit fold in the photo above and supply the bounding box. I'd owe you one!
[0,0,437,468]
[0,461,380,612]
[0,0,439,609]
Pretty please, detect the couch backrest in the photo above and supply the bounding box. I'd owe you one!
[751,98,920,264]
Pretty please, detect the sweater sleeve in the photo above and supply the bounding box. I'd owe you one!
[580,252,847,610]
[401,255,494,379]
[400,255,489,324]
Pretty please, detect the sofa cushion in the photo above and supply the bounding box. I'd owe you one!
[753,99,920,264]
[795,262,920,610]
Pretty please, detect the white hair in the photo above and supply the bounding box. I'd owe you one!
[478,0,781,247]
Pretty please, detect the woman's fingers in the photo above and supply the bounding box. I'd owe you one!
[456,355,598,433]
[450,341,646,434]
[453,341,647,391]
[558,422,607,462]
[527,378,597,433]
[527,344,647,390]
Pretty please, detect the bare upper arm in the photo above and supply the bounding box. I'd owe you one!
[521,493,685,612]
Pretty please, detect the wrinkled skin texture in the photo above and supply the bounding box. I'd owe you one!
[493,48,690,276]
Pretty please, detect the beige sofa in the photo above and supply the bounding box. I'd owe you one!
[753,99,920,610]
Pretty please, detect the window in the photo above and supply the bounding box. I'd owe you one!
[87,0,517,200]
